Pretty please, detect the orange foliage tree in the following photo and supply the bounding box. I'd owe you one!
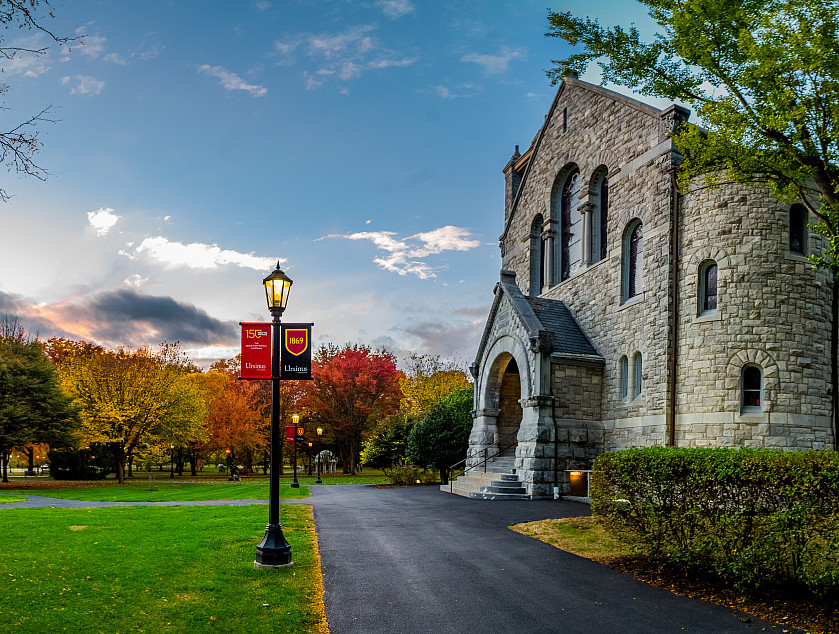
[304,344,402,474]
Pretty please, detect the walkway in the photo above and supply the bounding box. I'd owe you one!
[2,486,793,633]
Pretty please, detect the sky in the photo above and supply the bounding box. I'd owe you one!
[0,0,659,369]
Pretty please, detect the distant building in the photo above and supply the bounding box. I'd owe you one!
[464,73,834,499]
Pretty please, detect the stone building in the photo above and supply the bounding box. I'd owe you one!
[461,74,836,499]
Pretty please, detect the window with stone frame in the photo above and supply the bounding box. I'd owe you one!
[699,260,718,315]
[560,169,581,281]
[590,174,608,264]
[622,220,643,301]
[741,365,762,412]
[789,204,807,255]
[530,215,544,295]
[619,355,628,400]
[633,352,642,398]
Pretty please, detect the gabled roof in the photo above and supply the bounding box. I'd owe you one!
[472,270,603,376]
[500,74,675,245]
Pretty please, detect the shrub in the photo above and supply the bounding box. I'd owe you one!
[383,464,438,486]
[591,447,839,593]
[48,445,113,480]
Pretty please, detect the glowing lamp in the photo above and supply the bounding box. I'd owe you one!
[263,263,293,313]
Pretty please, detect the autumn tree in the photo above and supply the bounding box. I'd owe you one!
[546,0,839,448]
[406,385,473,485]
[201,362,272,474]
[399,354,472,414]
[304,344,402,474]
[56,342,197,484]
[0,316,77,482]
[0,1,78,202]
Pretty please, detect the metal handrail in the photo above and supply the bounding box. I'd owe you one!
[449,428,520,492]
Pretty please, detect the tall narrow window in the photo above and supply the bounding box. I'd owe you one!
[699,260,718,315]
[790,204,806,254]
[599,177,608,261]
[633,352,642,398]
[619,355,628,400]
[560,169,581,281]
[623,220,644,301]
[741,365,762,412]
[530,215,544,296]
[590,175,608,264]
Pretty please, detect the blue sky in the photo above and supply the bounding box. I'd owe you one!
[0,0,656,368]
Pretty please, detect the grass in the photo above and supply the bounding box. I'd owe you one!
[0,494,28,504]
[3,482,309,503]
[509,516,636,562]
[1,504,326,633]
[511,516,837,634]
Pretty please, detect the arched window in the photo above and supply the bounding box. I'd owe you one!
[560,169,581,281]
[699,260,718,315]
[741,365,762,413]
[530,215,544,295]
[790,204,807,254]
[633,352,643,398]
[619,355,628,400]
[622,220,643,302]
[590,174,608,264]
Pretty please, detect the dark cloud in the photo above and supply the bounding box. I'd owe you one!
[82,289,238,346]
[402,319,483,362]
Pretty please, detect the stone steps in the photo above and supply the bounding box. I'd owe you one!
[442,461,528,500]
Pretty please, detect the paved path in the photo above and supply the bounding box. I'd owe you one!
[1,486,794,633]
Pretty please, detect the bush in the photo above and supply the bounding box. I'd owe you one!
[382,464,438,486]
[48,445,113,480]
[591,447,839,593]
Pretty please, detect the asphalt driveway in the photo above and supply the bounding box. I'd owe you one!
[311,485,790,634]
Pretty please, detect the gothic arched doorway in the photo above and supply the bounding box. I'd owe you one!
[496,356,522,454]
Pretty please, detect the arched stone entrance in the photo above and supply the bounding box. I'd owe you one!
[496,357,523,453]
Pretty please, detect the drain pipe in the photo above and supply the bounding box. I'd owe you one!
[668,169,680,447]
[552,388,560,499]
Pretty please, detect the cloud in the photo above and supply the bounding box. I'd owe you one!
[461,46,526,74]
[198,65,267,97]
[274,25,417,89]
[61,74,105,95]
[255,1,272,10]
[124,274,148,288]
[87,207,120,236]
[326,225,480,279]
[402,319,483,360]
[375,0,415,18]
[4,34,53,77]
[131,236,278,271]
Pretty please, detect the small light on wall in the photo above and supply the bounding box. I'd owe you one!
[570,471,581,476]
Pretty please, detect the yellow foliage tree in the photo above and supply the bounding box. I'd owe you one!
[56,342,200,484]
[399,354,472,414]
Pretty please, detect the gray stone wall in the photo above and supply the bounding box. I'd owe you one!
[675,182,834,450]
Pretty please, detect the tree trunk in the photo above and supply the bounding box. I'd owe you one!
[833,276,838,451]
[127,452,133,478]
[177,448,184,476]
[25,446,35,476]
[112,444,126,484]
[1,450,8,483]
[189,447,198,477]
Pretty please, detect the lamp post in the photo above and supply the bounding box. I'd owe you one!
[255,263,293,568]
[307,442,313,475]
[291,413,300,488]
[170,444,175,478]
[315,427,323,484]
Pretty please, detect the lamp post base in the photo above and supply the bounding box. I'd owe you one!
[254,523,293,568]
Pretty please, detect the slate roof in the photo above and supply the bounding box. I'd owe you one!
[526,296,601,359]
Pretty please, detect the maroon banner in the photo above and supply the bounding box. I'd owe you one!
[281,323,313,380]
[240,322,271,379]
[286,425,295,442]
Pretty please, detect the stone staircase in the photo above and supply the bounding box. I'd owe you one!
[441,456,529,500]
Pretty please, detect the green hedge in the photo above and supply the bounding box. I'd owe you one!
[590,447,839,592]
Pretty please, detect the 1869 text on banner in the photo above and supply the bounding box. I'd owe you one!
[281,323,313,380]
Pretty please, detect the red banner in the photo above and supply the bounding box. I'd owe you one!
[286,425,295,442]
[240,322,271,379]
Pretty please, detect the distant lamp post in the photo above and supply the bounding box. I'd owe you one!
[307,442,313,475]
[291,413,300,488]
[169,444,175,479]
[315,427,323,484]
[255,262,294,569]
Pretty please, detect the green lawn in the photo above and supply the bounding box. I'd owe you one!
[0,494,28,504]
[4,482,309,503]
[1,505,326,633]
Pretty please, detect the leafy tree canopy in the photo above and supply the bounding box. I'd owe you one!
[547,0,839,267]
[399,354,472,414]
[406,385,473,484]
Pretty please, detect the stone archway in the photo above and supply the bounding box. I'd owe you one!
[496,357,523,452]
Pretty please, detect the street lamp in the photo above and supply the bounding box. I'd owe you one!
[255,262,293,569]
[291,413,300,488]
[315,427,323,484]
[170,444,175,479]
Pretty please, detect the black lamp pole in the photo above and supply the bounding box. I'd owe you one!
[255,264,293,568]
[316,427,323,484]
[291,413,300,488]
